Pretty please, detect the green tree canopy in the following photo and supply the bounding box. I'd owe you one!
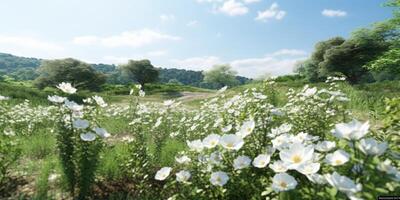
[34,58,106,91]
[120,59,159,87]
[203,64,239,88]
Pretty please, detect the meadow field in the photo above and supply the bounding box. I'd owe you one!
[1,78,400,200]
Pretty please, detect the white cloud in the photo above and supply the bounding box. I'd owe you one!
[160,14,175,22]
[269,49,308,57]
[170,49,307,78]
[73,29,181,48]
[170,56,223,71]
[255,3,286,22]
[243,0,261,4]
[219,0,249,16]
[0,35,63,51]
[322,9,347,17]
[0,35,64,59]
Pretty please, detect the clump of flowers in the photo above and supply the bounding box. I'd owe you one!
[50,83,110,199]
[152,77,400,200]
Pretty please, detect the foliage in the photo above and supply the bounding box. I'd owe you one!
[203,64,240,88]
[34,58,106,91]
[120,59,159,88]
[50,83,108,199]
[365,48,400,80]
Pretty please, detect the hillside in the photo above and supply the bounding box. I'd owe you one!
[0,53,251,88]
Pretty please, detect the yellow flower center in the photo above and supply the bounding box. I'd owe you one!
[211,141,216,145]
[335,160,342,165]
[279,181,287,188]
[292,155,302,163]
[226,143,234,148]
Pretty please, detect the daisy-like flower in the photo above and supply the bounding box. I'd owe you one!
[297,163,320,175]
[252,154,271,168]
[221,124,232,133]
[269,161,288,173]
[73,119,89,129]
[47,95,66,103]
[325,172,362,195]
[175,155,191,164]
[64,100,83,112]
[279,143,314,170]
[219,134,244,151]
[163,100,175,107]
[56,82,77,94]
[155,167,172,181]
[315,141,336,152]
[306,173,326,184]
[94,127,110,138]
[377,159,398,174]
[92,95,107,107]
[187,139,204,152]
[325,149,350,166]
[80,132,96,141]
[0,95,10,101]
[210,171,229,186]
[358,138,387,156]
[202,134,220,148]
[331,119,369,140]
[272,173,298,192]
[176,170,191,182]
[236,120,255,138]
[233,155,251,170]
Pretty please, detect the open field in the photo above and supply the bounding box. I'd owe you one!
[1,79,400,199]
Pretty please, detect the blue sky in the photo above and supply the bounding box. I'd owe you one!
[0,0,393,78]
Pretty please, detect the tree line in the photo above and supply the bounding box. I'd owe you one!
[295,0,400,84]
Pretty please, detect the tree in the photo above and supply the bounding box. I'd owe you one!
[203,64,239,88]
[120,59,159,88]
[34,58,106,91]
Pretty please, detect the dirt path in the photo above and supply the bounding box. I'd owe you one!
[176,92,214,102]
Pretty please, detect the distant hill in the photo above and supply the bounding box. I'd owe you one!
[0,53,251,88]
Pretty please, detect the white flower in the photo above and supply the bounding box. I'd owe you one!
[303,87,317,97]
[269,161,288,173]
[325,149,350,166]
[187,139,204,152]
[218,86,228,93]
[56,82,77,94]
[252,154,271,168]
[73,119,89,129]
[315,141,336,152]
[377,159,398,174]
[219,134,244,151]
[279,143,314,170]
[163,100,175,107]
[210,171,229,186]
[64,100,83,112]
[272,173,298,192]
[94,127,110,138]
[155,167,172,181]
[176,170,191,182]
[202,134,220,148]
[47,95,66,103]
[237,120,255,138]
[175,155,191,164]
[92,95,107,107]
[0,95,10,101]
[358,138,387,156]
[139,90,145,97]
[297,163,320,175]
[325,172,362,194]
[221,124,232,133]
[233,155,251,170]
[331,119,369,140]
[80,132,96,141]
[306,173,326,184]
